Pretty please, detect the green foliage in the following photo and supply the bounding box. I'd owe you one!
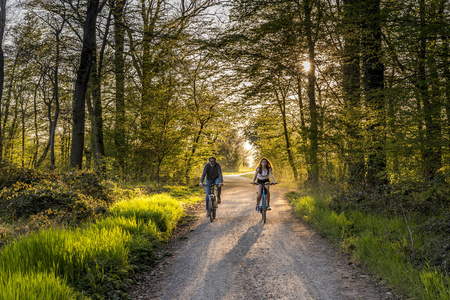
[0,165,111,226]
[0,181,105,223]
[0,164,200,298]
[287,190,450,300]
[111,194,184,237]
[0,226,132,298]
[0,271,81,300]
[0,162,47,191]
[59,172,113,204]
[330,179,450,217]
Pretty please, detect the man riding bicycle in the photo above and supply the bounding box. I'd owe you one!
[199,156,223,216]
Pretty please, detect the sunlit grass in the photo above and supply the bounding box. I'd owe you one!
[110,193,184,237]
[0,183,199,298]
[0,225,131,297]
[286,191,450,300]
[0,271,80,300]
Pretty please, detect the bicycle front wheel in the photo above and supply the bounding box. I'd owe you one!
[261,195,266,223]
[209,198,214,222]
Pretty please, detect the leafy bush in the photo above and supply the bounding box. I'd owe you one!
[331,180,450,217]
[0,162,48,191]
[0,181,106,223]
[60,171,113,205]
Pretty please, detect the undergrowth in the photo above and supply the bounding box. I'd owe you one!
[287,189,450,300]
[0,163,201,299]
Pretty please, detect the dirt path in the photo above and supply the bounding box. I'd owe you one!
[130,175,397,300]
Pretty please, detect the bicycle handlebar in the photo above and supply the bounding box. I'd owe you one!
[251,182,277,185]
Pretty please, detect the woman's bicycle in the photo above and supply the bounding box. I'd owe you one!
[253,182,277,223]
[207,183,219,222]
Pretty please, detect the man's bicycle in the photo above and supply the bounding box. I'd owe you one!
[207,183,219,222]
[253,182,277,223]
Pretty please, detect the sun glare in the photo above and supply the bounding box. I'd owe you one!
[303,61,311,72]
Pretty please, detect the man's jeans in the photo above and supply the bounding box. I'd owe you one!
[205,178,221,211]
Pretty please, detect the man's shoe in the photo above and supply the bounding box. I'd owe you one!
[255,205,259,213]
[207,211,210,217]
[267,206,271,211]
[217,198,221,204]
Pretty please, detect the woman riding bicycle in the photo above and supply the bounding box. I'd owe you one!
[251,157,277,212]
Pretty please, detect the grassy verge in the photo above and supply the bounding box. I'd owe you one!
[0,187,201,299]
[286,191,450,300]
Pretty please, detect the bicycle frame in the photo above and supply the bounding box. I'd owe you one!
[253,182,276,223]
[207,183,218,222]
[260,185,268,223]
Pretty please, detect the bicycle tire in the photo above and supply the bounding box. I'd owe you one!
[209,196,214,222]
[261,194,266,223]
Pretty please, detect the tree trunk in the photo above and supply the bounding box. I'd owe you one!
[418,0,441,180]
[110,0,126,172]
[274,87,299,181]
[361,0,386,186]
[90,11,110,173]
[304,0,319,184]
[50,29,62,170]
[342,0,363,186]
[70,0,102,169]
[0,0,5,163]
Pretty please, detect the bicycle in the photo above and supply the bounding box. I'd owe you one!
[207,183,219,222]
[252,182,277,223]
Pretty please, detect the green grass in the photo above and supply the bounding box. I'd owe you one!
[286,191,450,300]
[110,193,184,236]
[0,271,80,300]
[0,185,199,299]
[0,225,132,297]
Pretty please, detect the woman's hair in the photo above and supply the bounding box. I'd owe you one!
[256,157,273,174]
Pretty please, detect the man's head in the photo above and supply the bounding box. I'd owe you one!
[209,156,217,166]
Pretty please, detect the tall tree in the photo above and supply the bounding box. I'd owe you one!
[304,0,319,184]
[0,0,6,163]
[70,0,105,169]
[418,0,441,180]
[89,11,110,169]
[361,0,386,186]
[342,0,363,186]
[109,0,126,172]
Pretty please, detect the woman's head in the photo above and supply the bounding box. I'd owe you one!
[257,157,273,173]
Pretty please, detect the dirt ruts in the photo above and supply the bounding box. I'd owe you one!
[130,175,399,300]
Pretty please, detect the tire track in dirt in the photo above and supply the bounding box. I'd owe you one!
[130,175,398,300]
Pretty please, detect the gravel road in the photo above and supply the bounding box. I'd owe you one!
[130,174,397,300]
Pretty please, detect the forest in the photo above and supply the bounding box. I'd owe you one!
[0,0,449,186]
[0,0,449,298]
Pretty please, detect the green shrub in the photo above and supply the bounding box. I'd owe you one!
[60,172,113,205]
[0,162,48,191]
[0,181,106,223]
